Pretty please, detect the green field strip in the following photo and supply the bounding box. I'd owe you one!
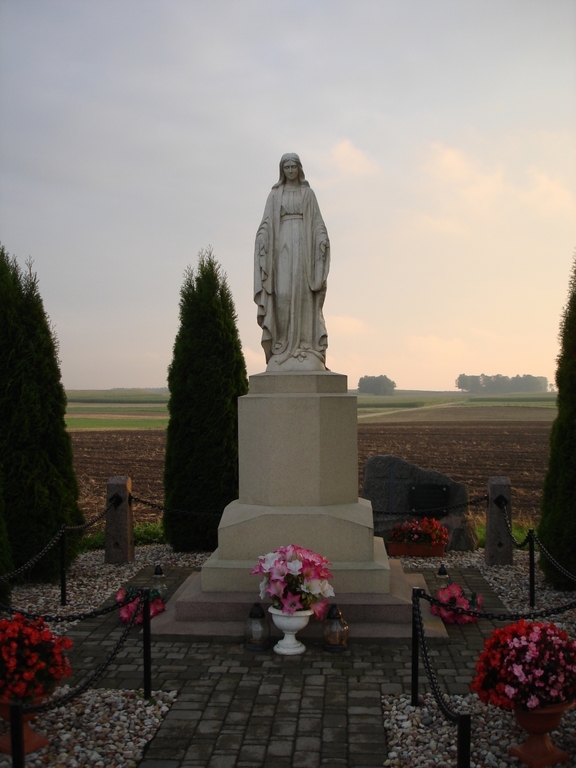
[66,418,168,430]
[66,405,168,414]
[66,389,169,403]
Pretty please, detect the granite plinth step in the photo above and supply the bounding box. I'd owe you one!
[151,561,447,640]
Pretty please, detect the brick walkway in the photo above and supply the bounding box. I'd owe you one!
[65,566,508,768]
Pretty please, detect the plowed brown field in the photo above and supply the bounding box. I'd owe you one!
[71,421,551,529]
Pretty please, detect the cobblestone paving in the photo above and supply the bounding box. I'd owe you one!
[65,566,509,768]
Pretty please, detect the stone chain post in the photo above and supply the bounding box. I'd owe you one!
[105,476,135,564]
[485,476,513,566]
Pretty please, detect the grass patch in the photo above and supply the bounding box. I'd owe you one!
[357,401,425,409]
[475,522,532,549]
[78,522,166,552]
[66,418,168,430]
[66,389,169,403]
[469,395,556,404]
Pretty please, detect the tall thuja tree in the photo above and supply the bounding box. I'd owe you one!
[538,252,576,589]
[163,247,248,551]
[0,469,13,605]
[0,246,84,582]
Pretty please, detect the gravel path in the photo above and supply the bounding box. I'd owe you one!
[3,545,576,766]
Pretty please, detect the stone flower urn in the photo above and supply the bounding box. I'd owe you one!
[508,700,575,768]
[268,607,314,655]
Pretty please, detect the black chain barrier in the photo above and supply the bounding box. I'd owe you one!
[411,589,472,767]
[131,494,223,518]
[420,590,576,623]
[9,591,153,767]
[65,493,122,532]
[533,528,576,585]
[22,591,148,715]
[0,591,137,623]
[0,494,122,585]
[493,495,532,548]
[494,496,576,608]
[376,494,488,517]
[497,496,576,585]
[0,527,65,583]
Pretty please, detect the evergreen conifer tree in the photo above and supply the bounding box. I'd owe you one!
[538,253,576,589]
[0,246,84,582]
[163,247,248,551]
[0,470,13,605]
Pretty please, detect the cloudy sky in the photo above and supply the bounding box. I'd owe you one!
[1,0,574,391]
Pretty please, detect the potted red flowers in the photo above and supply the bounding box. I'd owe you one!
[471,619,576,766]
[0,613,73,754]
[386,516,449,557]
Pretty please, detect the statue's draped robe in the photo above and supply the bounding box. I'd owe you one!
[254,185,330,368]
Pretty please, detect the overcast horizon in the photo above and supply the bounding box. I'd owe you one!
[1,0,574,391]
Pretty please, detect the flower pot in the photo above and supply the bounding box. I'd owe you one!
[269,607,314,655]
[0,698,49,755]
[508,700,575,768]
[386,542,445,557]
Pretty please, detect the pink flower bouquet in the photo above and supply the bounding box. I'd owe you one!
[115,587,166,625]
[430,581,483,624]
[251,544,335,620]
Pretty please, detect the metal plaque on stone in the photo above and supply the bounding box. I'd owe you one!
[408,484,449,516]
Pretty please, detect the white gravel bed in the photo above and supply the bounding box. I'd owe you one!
[382,692,576,767]
[0,687,177,768]
[7,545,211,634]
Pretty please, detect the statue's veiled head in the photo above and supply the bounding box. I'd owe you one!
[273,153,309,188]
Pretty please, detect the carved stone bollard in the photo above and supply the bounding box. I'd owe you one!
[105,476,135,564]
[485,476,513,566]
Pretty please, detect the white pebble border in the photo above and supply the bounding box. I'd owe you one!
[0,687,177,768]
[6,545,211,635]
[3,545,576,765]
[383,548,576,766]
[382,692,576,767]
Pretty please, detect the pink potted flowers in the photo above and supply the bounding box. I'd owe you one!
[251,544,335,655]
[430,581,482,624]
[115,587,166,624]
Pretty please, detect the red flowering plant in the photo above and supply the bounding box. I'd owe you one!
[388,517,449,547]
[251,545,335,620]
[430,581,483,625]
[0,613,73,704]
[115,587,165,625]
[471,619,576,711]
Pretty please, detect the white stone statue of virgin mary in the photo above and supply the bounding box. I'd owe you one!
[254,153,330,371]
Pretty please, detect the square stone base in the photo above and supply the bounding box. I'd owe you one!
[201,536,390,594]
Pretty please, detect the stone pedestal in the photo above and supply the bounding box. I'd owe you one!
[200,372,390,594]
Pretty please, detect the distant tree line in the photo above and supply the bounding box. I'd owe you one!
[455,373,548,394]
[358,375,396,395]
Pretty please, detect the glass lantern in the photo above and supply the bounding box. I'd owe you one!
[244,603,270,651]
[152,564,168,598]
[322,604,349,653]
